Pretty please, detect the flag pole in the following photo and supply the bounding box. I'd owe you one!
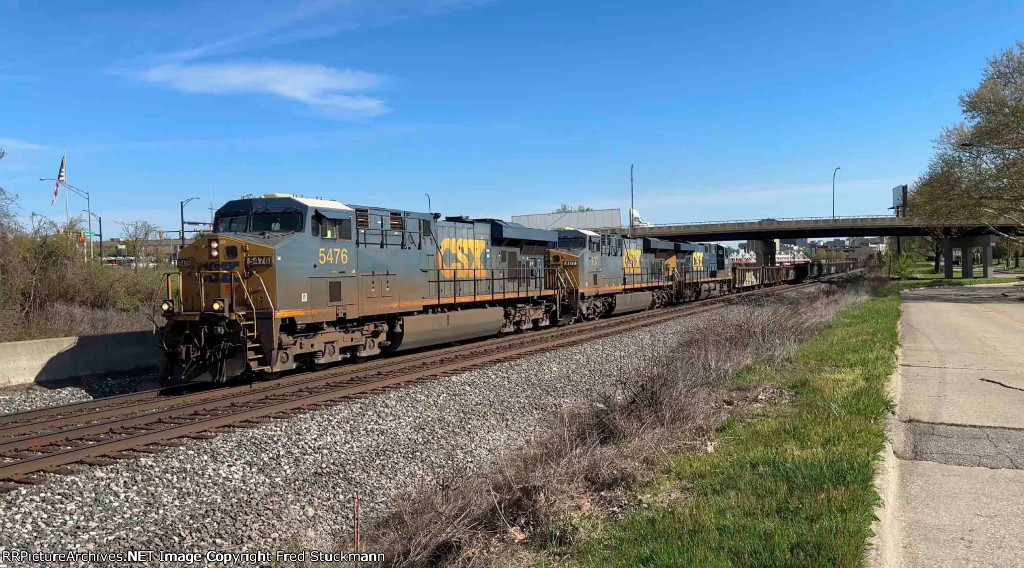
[63,147,69,237]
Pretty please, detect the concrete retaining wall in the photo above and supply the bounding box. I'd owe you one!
[0,331,159,387]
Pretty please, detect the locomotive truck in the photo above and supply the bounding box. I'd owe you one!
[158,193,864,385]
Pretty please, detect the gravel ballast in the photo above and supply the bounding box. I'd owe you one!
[0,294,812,561]
[0,372,154,417]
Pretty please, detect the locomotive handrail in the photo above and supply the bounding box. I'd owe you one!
[163,272,182,305]
[424,267,553,305]
[195,269,230,314]
[231,270,258,316]
[249,271,275,316]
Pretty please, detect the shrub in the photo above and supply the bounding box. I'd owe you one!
[0,195,164,341]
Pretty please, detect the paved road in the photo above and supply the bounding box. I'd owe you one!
[887,284,1024,568]
[900,286,1024,428]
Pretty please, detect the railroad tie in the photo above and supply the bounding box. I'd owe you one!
[130,446,167,455]
[104,452,141,460]
[80,457,118,466]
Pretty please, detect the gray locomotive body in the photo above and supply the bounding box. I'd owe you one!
[160,195,561,384]
[159,193,868,385]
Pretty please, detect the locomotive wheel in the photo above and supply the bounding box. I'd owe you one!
[256,370,282,381]
[307,360,329,372]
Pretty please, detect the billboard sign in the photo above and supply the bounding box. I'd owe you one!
[892,184,908,208]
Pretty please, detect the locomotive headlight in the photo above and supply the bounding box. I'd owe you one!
[211,299,224,312]
[161,300,174,313]
[210,249,219,258]
[210,240,219,249]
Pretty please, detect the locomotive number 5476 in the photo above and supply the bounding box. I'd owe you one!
[318,248,349,265]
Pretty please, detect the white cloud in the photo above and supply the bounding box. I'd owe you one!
[141,62,389,118]
[0,138,47,151]
[159,0,493,63]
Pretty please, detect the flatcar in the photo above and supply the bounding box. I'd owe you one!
[157,194,868,385]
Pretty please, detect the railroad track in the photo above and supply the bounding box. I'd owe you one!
[0,276,846,491]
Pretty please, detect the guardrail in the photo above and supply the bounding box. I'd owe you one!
[640,215,899,227]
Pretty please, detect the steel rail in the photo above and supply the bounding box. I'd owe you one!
[0,288,770,481]
[0,295,717,436]
[0,290,759,450]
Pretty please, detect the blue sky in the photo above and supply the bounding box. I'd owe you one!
[1,0,1022,234]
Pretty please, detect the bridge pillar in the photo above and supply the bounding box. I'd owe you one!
[983,237,993,278]
[752,239,777,266]
[943,240,954,279]
[940,235,994,279]
[963,245,974,278]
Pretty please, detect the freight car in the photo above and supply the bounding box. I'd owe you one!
[157,194,867,385]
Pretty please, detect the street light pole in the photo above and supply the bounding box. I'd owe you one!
[83,210,102,260]
[832,166,841,219]
[180,197,199,251]
[425,193,432,214]
[85,192,92,260]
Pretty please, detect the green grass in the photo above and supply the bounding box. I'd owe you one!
[909,269,959,279]
[893,276,1017,291]
[570,294,901,568]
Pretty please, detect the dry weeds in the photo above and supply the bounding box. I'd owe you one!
[354,284,868,568]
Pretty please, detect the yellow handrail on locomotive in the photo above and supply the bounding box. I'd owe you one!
[187,268,274,316]
[163,272,182,307]
[248,270,275,315]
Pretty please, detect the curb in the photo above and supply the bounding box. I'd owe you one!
[865,304,904,568]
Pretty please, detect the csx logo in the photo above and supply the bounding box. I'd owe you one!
[622,248,642,275]
[438,238,487,279]
[692,252,705,271]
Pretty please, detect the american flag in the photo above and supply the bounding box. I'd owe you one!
[51,155,65,205]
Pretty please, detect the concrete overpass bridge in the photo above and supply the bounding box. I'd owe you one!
[612,215,1019,242]
[610,215,1020,279]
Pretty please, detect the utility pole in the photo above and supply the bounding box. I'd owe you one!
[180,197,199,251]
[832,166,841,219]
[629,164,634,237]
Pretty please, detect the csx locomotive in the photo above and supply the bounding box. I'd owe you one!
[158,194,863,385]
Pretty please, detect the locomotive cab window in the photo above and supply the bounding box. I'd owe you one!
[250,208,303,233]
[214,212,248,233]
[312,212,352,240]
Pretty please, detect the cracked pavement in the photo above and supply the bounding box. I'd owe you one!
[874,285,1024,568]
[905,422,1024,469]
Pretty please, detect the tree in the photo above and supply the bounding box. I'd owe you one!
[119,220,159,269]
[911,42,1024,237]
[552,204,595,213]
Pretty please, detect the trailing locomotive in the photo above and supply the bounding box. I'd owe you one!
[157,194,867,385]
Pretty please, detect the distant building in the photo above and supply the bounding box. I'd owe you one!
[512,208,621,230]
[99,237,195,265]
